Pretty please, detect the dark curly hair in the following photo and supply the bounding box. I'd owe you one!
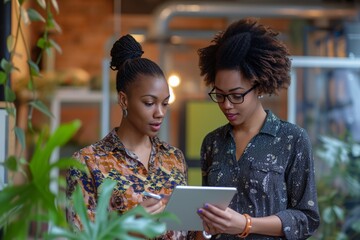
[110,34,165,93]
[198,18,291,95]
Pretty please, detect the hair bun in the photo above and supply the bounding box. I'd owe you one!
[110,34,144,70]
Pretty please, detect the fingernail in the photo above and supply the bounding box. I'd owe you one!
[197,209,203,213]
[205,203,209,208]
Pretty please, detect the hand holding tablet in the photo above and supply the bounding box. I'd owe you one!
[160,185,237,231]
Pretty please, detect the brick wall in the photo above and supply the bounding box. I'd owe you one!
[28,1,293,149]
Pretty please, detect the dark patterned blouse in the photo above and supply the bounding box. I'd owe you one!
[66,128,190,240]
[201,110,320,240]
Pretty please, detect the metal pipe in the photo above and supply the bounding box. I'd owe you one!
[148,1,359,40]
[289,56,360,124]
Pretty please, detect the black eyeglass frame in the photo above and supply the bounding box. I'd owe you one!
[208,85,258,104]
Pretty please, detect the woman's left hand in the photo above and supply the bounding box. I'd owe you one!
[197,203,246,236]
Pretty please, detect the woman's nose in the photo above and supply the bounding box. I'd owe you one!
[155,105,166,117]
[222,97,234,109]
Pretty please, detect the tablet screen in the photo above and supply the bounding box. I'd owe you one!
[161,185,237,231]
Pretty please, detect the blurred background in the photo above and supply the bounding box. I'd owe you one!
[1,0,360,238]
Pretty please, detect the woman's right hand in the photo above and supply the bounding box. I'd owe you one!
[140,196,167,214]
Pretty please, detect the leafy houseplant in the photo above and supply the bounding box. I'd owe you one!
[49,179,172,240]
[0,0,173,239]
[0,120,82,239]
[0,120,172,239]
[313,135,360,240]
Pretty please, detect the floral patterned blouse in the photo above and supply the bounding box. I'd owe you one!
[66,128,190,239]
[201,110,320,240]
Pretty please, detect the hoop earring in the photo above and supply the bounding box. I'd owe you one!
[122,108,128,118]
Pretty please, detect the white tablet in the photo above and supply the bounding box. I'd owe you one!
[161,185,237,231]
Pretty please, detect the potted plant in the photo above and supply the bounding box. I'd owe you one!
[313,135,360,240]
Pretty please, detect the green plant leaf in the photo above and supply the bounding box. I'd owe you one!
[46,226,78,240]
[28,59,40,76]
[5,85,16,102]
[20,6,30,25]
[1,58,12,73]
[332,205,345,221]
[0,185,26,209]
[47,16,62,33]
[49,39,62,54]
[29,99,53,118]
[0,71,6,84]
[27,8,45,22]
[37,0,46,9]
[42,120,81,159]
[50,157,86,172]
[51,0,59,13]
[37,37,48,49]
[72,185,92,236]
[28,79,36,93]
[6,35,14,52]
[54,20,62,33]
[336,232,349,240]
[2,156,19,172]
[2,216,29,240]
[92,179,117,236]
[318,190,337,203]
[323,206,335,224]
[351,219,360,232]
[14,127,26,152]
[5,104,16,117]
[0,184,32,220]
[52,179,175,240]
[118,208,167,238]
[30,120,81,183]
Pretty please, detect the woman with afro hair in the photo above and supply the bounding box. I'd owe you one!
[196,18,320,240]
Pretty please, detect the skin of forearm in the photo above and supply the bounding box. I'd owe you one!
[250,215,284,237]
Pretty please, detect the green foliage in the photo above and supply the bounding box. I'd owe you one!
[0,0,62,133]
[48,179,174,240]
[0,120,82,239]
[313,136,360,240]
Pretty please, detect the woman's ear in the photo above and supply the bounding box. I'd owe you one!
[255,89,264,99]
[118,91,128,108]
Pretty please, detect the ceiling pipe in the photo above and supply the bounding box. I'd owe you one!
[148,1,360,41]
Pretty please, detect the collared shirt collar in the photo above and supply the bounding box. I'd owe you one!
[93,128,171,153]
[224,110,281,137]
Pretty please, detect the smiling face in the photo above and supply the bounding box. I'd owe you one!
[214,69,261,127]
[119,74,170,137]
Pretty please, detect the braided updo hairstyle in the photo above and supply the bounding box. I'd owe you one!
[110,34,165,93]
[198,18,291,95]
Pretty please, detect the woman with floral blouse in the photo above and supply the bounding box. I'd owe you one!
[66,34,190,239]
[196,18,320,239]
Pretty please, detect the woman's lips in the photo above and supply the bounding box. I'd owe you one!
[225,113,237,121]
[150,123,161,131]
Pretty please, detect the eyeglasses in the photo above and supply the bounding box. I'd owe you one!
[208,85,258,104]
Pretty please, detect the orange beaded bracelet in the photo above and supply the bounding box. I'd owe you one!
[237,214,252,238]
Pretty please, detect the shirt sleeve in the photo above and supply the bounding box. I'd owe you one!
[276,129,320,239]
[66,150,97,230]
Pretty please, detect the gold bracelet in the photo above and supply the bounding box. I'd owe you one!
[237,213,252,238]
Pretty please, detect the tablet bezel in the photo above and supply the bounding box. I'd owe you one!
[161,185,237,231]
